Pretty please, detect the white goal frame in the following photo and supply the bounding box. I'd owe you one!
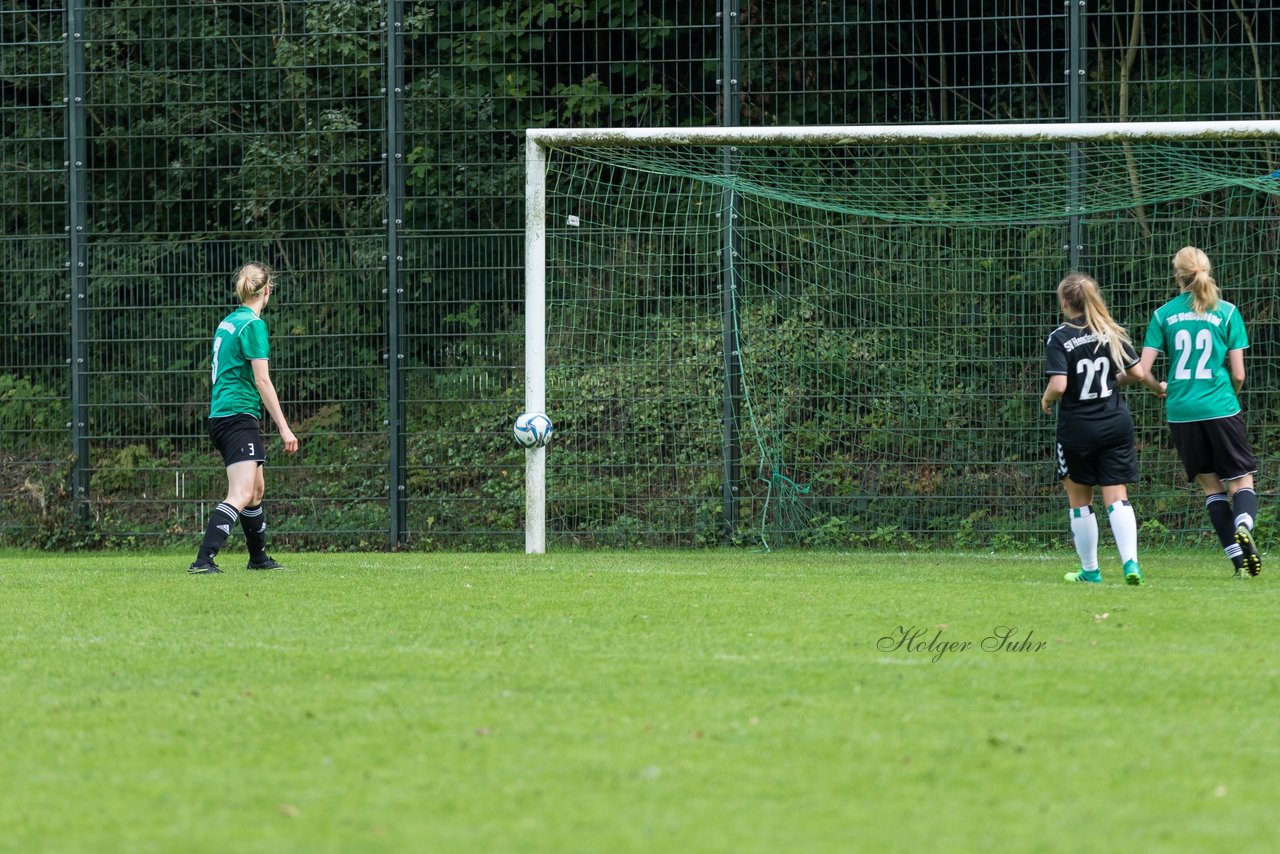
[523,120,1280,553]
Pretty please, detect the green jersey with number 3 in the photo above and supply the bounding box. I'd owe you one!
[209,305,269,418]
[1142,292,1247,423]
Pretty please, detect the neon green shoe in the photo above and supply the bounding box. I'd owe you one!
[1234,525,1261,577]
[1065,568,1102,584]
[1123,559,1144,586]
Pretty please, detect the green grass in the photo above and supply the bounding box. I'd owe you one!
[1,548,1277,853]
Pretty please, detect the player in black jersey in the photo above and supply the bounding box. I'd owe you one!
[1041,273,1148,585]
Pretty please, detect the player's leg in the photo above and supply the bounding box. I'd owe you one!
[1100,484,1141,585]
[1225,474,1260,577]
[1197,473,1247,575]
[243,463,284,570]
[1061,462,1101,583]
[1214,413,1261,576]
[1226,473,1257,526]
[191,415,265,575]
[1098,435,1142,585]
[1172,421,1246,576]
[192,460,257,572]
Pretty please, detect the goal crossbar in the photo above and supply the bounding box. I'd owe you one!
[528,120,1280,151]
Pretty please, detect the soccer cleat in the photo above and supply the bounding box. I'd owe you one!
[1234,525,1262,577]
[247,555,286,571]
[1064,568,1102,584]
[188,560,222,575]
[1122,559,1144,586]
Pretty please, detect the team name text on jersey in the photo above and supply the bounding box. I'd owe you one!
[1163,311,1221,327]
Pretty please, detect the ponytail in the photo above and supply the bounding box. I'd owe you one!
[234,263,273,304]
[1057,272,1132,373]
[1172,246,1219,314]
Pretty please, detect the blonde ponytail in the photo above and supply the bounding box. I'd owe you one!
[1172,246,1219,314]
[1057,272,1132,373]
[234,263,273,304]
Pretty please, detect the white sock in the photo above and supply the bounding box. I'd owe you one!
[1108,500,1138,565]
[1070,506,1099,571]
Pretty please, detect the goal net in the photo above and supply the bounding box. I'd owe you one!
[524,123,1280,552]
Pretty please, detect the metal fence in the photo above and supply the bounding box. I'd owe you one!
[3,1,1280,549]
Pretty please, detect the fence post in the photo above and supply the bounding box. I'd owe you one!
[385,0,407,546]
[1067,0,1087,269]
[719,0,742,540]
[66,0,90,522]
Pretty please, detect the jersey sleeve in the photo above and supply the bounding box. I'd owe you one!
[1225,306,1249,351]
[1120,339,1140,370]
[241,318,270,360]
[1044,333,1067,375]
[1141,311,1165,353]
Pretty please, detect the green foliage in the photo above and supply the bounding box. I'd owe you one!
[6,2,1280,549]
[0,374,64,453]
[0,456,84,550]
[93,442,171,495]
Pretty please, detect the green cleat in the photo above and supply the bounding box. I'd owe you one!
[1234,525,1261,577]
[1065,568,1102,584]
[1123,559,1144,586]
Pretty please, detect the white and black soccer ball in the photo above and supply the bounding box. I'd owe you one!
[513,412,554,448]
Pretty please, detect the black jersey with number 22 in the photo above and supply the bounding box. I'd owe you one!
[1044,319,1139,448]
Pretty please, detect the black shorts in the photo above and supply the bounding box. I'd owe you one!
[1169,413,1257,481]
[1056,439,1137,486]
[208,414,266,467]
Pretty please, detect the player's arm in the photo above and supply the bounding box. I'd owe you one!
[251,358,299,454]
[1115,357,1145,387]
[1137,346,1166,399]
[1114,365,1144,387]
[1227,348,1245,393]
[1041,374,1067,415]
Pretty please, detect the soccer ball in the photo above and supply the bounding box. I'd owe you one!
[513,412,553,448]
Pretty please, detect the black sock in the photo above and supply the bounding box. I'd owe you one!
[1233,488,1259,531]
[198,502,239,564]
[240,503,267,563]
[1206,493,1243,569]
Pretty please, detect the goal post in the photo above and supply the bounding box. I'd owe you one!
[524,136,547,554]
[524,121,1280,554]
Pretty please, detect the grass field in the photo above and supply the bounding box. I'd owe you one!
[1,547,1277,853]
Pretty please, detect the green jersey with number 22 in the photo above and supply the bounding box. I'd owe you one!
[1142,292,1247,423]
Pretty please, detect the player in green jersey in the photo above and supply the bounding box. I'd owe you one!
[189,263,300,574]
[1138,246,1261,577]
